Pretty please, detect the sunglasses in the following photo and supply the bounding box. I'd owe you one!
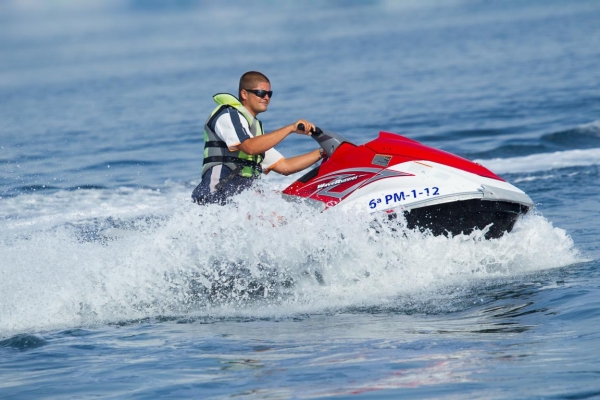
[244,89,273,99]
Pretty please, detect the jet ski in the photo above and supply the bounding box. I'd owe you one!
[282,126,534,239]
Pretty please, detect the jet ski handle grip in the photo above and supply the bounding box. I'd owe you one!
[297,123,323,137]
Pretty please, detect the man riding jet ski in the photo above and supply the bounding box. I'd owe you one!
[191,71,324,205]
[282,126,534,239]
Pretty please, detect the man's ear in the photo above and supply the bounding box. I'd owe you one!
[239,89,247,102]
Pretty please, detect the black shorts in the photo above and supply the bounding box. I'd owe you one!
[191,174,256,206]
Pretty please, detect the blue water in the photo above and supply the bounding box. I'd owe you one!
[1,1,600,398]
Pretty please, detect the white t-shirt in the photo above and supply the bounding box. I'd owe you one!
[214,110,284,173]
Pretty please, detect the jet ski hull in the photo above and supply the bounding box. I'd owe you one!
[283,131,533,239]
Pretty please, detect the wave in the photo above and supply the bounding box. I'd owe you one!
[0,183,584,338]
[464,119,600,161]
[541,120,600,149]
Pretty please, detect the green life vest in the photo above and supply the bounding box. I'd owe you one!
[201,93,264,179]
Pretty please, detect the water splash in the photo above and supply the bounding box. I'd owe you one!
[0,183,582,338]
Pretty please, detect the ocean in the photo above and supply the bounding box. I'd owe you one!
[1,1,600,398]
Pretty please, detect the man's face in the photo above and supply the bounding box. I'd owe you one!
[241,81,271,116]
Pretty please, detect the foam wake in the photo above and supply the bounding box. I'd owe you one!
[475,120,600,174]
[475,148,600,175]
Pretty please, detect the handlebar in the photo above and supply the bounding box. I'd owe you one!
[297,123,323,136]
[297,123,350,159]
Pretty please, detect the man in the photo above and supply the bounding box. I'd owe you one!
[192,71,325,205]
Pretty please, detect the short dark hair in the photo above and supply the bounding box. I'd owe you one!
[239,71,270,98]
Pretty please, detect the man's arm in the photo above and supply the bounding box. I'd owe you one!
[237,120,316,155]
[271,149,323,176]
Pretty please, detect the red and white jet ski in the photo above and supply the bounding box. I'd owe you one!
[282,127,534,239]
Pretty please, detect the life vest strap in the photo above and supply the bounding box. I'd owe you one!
[204,141,228,148]
[203,156,262,173]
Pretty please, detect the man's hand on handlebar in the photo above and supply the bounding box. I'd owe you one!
[293,120,315,135]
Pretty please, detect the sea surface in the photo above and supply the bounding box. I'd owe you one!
[1,1,600,398]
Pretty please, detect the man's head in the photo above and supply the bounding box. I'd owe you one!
[239,71,272,117]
